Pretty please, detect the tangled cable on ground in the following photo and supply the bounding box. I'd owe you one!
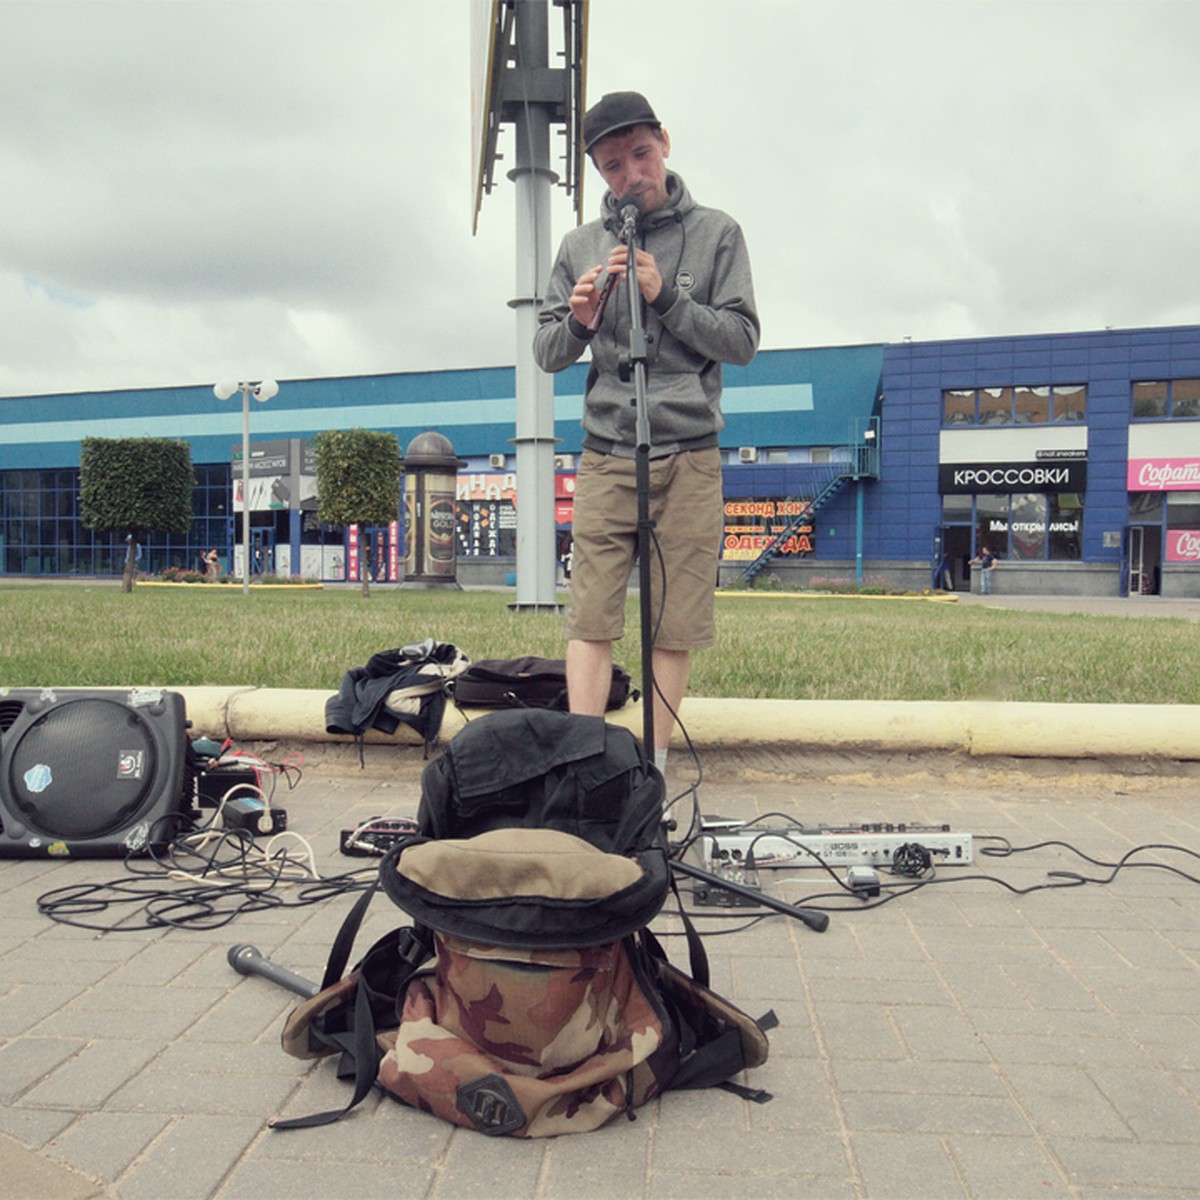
[890,842,934,877]
[35,781,372,933]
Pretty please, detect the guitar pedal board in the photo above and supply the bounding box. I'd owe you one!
[699,821,972,871]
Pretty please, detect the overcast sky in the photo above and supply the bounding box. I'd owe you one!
[2,0,1198,399]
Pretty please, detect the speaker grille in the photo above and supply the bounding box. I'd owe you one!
[7,699,159,839]
[0,698,26,733]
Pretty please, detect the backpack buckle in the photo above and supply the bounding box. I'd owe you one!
[397,927,432,966]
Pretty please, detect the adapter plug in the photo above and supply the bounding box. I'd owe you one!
[223,797,288,836]
[846,865,881,897]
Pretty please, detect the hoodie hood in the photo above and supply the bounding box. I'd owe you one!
[600,172,694,237]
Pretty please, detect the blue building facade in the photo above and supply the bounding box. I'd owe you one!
[2,324,1199,596]
[879,324,1200,597]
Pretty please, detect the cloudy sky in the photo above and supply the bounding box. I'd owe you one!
[2,0,1197,399]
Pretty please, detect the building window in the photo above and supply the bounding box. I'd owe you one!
[943,384,1086,427]
[1009,493,1047,560]
[1053,385,1087,422]
[965,491,1081,561]
[943,389,975,425]
[1014,385,1050,425]
[941,493,972,522]
[1,463,231,577]
[1132,378,1200,420]
[1174,379,1200,418]
[975,493,1008,558]
[978,387,1013,425]
[1047,492,1083,559]
[1129,491,1163,521]
[1167,491,1200,530]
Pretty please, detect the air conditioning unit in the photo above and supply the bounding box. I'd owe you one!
[554,454,575,470]
[488,453,506,469]
[738,446,758,464]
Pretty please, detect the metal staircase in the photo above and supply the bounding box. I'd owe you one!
[737,441,879,585]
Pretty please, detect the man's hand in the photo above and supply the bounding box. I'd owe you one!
[606,244,662,305]
[568,264,607,326]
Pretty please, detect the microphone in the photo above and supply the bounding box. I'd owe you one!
[617,192,643,232]
[586,194,644,333]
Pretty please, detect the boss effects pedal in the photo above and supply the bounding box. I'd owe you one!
[699,820,972,871]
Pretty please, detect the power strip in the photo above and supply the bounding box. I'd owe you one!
[699,826,972,869]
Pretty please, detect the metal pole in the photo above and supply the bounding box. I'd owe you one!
[855,477,865,588]
[507,0,560,613]
[241,385,251,596]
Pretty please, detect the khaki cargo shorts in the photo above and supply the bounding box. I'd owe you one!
[566,447,723,650]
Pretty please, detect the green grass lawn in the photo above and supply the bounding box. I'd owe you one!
[0,583,1197,705]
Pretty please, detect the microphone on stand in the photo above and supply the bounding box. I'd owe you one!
[617,192,644,233]
[586,194,646,334]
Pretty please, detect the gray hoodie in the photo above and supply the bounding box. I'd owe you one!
[533,172,759,458]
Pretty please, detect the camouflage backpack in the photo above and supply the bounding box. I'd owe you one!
[274,709,774,1138]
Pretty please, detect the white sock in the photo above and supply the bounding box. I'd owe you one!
[654,748,668,771]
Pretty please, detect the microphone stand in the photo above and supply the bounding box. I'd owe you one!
[611,204,828,935]
[615,205,657,758]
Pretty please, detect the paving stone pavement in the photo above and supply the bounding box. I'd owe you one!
[2,746,1199,1200]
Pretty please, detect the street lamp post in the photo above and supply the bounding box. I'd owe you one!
[213,379,279,595]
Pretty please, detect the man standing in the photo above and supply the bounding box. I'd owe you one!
[972,544,997,594]
[533,91,759,769]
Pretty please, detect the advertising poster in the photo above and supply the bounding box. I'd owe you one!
[455,472,517,557]
[1167,530,1200,563]
[722,498,814,561]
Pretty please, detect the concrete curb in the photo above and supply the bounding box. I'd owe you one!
[176,686,1200,761]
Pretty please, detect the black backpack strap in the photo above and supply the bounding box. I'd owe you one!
[271,924,434,1131]
[272,852,434,1131]
[717,1079,773,1104]
[645,884,776,1101]
[271,975,379,1129]
[320,876,379,990]
[667,873,711,988]
[669,1023,772,1100]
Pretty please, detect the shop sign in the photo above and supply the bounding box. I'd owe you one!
[454,471,575,509]
[990,515,1081,537]
[1166,530,1200,563]
[457,472,517,503]
[1127,458,1200,491]
[231,438,291,477]
[939,460,1087,494]
[456,498,515,557]
[230,438,315,512]
[722,498,814,561]
[388,520,400,580]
